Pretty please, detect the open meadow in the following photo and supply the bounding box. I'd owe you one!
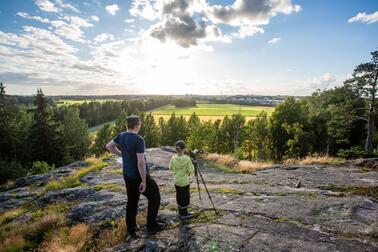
[150,103,275,121]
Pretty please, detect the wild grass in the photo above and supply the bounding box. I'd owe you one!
[38,223,90,252]
[320,185,378,200]
[0,202,69,252]
[93,218,126,251]
[43,156,108,193]
[190,187,244,195]
[93,183,125,192]
[0,208,27,226]
[106,168,123,174]
[284,155,344,165]
[203,153,273,173]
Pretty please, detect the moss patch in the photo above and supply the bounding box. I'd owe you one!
[93,183,125,192]
[106,168,123,174]
[206,161,236,173]
[320,185,378,200]
[190,187,244,195]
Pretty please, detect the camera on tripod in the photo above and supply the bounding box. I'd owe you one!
[188,149,204,158]
[186,148,218,214]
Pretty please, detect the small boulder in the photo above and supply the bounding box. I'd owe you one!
[15,173,51,187]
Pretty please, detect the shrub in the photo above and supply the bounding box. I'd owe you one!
[0,160,26,184]
[337,146,375,159]
[27,161,55,176]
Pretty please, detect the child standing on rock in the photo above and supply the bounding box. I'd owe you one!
[169,140,195,219]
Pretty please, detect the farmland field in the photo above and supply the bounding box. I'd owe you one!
[57,99,119,106]
[150,103,275,121]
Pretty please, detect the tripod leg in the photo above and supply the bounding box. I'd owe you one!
[194,163,201,201]
[196,165,218,215]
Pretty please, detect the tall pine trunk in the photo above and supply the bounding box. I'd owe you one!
[365,71,377,152]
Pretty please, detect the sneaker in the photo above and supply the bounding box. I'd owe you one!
[147,222,166,235]
[126,232,138,241]
[180,211,194,219]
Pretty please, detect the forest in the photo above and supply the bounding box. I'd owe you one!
[0,50,377,184]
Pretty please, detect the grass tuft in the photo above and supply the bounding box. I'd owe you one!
[203,153,273,173]
[284,155,344,165]
[190,187,244,195]
[43,156,108,193]
[0,208,27,226]
[93,183,125,192]
[38,223,90,252]
[320,185,378,200]
[107,168,123,174]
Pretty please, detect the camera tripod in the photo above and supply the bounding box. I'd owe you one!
[189,150,218,215]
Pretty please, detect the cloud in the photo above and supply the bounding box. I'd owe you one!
[207,0,301,26]
[106,4,120,15]
[233,25,264,39]
[308,73,337,90]
[268,37,280,44]
[130,0,158,21]
[93,33,115,43]
[133,0,300,48]
[17,12,50,23]
[51,16,93,43]
[91,15,99,22]
[55,0,79,13]
[125,18,135,23]
[0,26,134,95]
[348,11,378,24]
[35,0,60,12]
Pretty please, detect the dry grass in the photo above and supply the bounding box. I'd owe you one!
[204,153,239,167]
[0,202,70,252]
[1,235,27,252]
[284,155,344,165]
[38,223,90,252]
[94,218,126,251]
[203,153,273,173]
[236,160,273,173]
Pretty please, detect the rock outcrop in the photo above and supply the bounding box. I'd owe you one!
[0,148,377,251]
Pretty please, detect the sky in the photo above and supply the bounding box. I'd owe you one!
[0,0,377,96]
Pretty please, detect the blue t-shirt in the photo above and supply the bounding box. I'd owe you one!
[113,131,149,179]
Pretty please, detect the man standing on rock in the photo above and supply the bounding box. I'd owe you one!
[106,115,164,237]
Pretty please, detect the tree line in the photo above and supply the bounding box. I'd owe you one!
[0,88,171,183]
[93,50,378,161]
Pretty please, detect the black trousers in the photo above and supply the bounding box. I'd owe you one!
[124,175,161,233]
[175,184,190,208]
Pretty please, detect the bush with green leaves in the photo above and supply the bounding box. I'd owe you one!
[27,161,55,176]
[337,146,375,159]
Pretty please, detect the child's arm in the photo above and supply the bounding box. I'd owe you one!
[187,157,195,174]
[169,157,175,172]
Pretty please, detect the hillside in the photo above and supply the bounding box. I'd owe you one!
[0,148,377,251]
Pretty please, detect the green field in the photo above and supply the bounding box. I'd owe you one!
[88,120,116,137]
[150,104,274,121]
[88,103,275,135]
[57,99,119,106]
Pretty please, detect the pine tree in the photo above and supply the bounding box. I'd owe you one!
[141,113,161,147]
[62,108,90,163]
[29,89,63,166]
[344,50,378,152]
[92,124,114,156]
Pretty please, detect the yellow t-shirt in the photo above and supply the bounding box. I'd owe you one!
[169,154,195,187]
